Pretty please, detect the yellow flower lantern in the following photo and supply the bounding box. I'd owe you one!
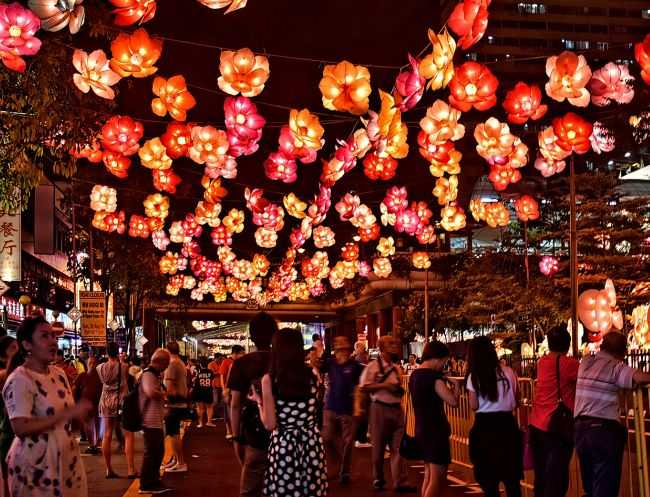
[419,28,456,91]
[283,193,307,219]
[373,257,392,278]
[138,137,172,170]
[412,251,431,269]
[440,204,466,232]
[432,175,458,205]
[194,200,222,227]
[143,193,169,219]
[377,236,395,257]
[223,208,245,234]
[89,185,117,212]
[289,108,325,153]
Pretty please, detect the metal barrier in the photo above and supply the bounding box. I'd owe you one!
[402,375,650,497]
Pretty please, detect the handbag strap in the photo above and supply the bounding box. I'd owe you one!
[555,354,562,404]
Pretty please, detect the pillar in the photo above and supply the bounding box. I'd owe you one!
[378,309,389,337]
[355,317,366,345]
[392,307,403,343]
[366,313,378,349]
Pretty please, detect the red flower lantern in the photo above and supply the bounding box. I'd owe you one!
[514,195,540,222]
[488,165,521,191]
[634,34,650,85]
[211,225,232,246]
[128,214,151,238]
[264,151,297,183]
[0,2,42,72]
[363,152,398,181]
[448,62,498,112]
[448,0,489,50]
[224,96,265,157]
[552,112,593,155]
[394,54,425,111]
[101,116,144,156]
[160,122,193,159]
[152,168,181,194]
[341,243,360,262]
[358,224,380,243]
[416,225,436,245]
[502,82,548,125]
[109,0,156,26]
[102,151,131,178]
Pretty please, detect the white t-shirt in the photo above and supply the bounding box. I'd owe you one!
[466,366,517,413]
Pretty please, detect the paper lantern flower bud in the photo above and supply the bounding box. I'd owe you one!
[218,48,269,97]
[514,195,539,222]
[264,151,297,183]
[73,49,121,100]
[313,226,336,248]
[109,0,156,26]
[419,28,455,91]
[440,204,466,232]
[128,214,151,238]
[448,0,489,49]
[589,63,635,106]
[590,122,615,155]
[419,99,465,146]
[254,227,277,248]
[102,151,131,178]
[552,112,593,155]
[539,256,559,277]
[449,62,498,112]
[319,60,371,115]
[152,229,170,251]
[0,2,42,72]
[222,208,245,234]
[502,82,547,125]
[110,28,162,78]
[545,51,592,107]
[143,193,169,219]
[363,152,398,181]
[189,126,229,165]
[28,0,84,34]
[394,54,425,111]
[152,168,181,194]
[151,75,196,121]
[412,251,431,269]
[161,122,193,159]
[416,224,437,245]
[358,224,380,243]
[634,34,650,85]
[373,257,392,278]
[139,137,172,170]
[341,243,359,262]
[224,96,265,157]
[90,185,117,212]
[101,115,144,156]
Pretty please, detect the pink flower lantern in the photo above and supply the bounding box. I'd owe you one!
[313,226,335,248]
[383,186,409,214]
[0,3,42,72]
[534,155,566,178]
[151,229,170,251]
[264,151,297,183]
[335,193,361,222]
[416,225,437,245]
[589,62,634,107]
[395,209,420,236]
[224,96,265,157]
[589,121,615,154]
[394,54,425,111]
[539,256,559,277]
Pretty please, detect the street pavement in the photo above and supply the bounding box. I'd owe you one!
[86,422,482,496]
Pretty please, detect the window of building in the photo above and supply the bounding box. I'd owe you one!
[596,41,609,51]
[564,39,576,49]
[643,8,650,19]
[575,24,589,33]
[576,40,590,49]
[517,2,546,14]
[465,52,477,61]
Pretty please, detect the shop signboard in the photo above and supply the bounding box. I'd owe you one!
[0,210,20,281]
[79,291,106,346]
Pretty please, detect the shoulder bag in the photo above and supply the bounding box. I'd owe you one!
[547,355,574,445]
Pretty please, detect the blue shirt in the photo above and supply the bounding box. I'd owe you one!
[323,358,364,415]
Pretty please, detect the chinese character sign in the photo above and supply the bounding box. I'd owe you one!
[0,212,21,281]
[79,291,106,346]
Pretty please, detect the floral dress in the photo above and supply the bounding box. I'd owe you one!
[2,365,87,497]
[264,386,327,497]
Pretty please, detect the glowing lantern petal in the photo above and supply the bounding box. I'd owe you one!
[109,0,156,26]
[218,48,269,97]
[319,60,371,115]
[90,185,117,212]
[589,62,635,106]
[110,28,162,78]
[634,34,650,85]
[101,115,144,156]
[419,28,455,91]
[514,195,539,222]
[448,0,489,50]
[28,0,84,33]
[502,82,547,125]
[73,49,121,100]
[545,51,592,107]
[151,75,196,121]
[448,62,498,112]
[552,112,593,155]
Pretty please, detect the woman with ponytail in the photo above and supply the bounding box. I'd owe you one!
[2,315,91,497]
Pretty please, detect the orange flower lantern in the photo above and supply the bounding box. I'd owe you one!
[313,226,335,248]
[578,279,623,340]
[514,195,539,222]
[139,137,172,170]
[110,28,162,78]
[488,165,521,191]
[419,99,465,145]
[288,108,324,156]
[189,126,229,165]
[538,126,571,163]
[102,151,131,178]
[449,62,498,112]
[372,91,409,159]
[545,51,592,107]
[71,140,103,163]
[109,0,156,26]
[197,0,247,14]
[448,0,489,50]
[412,251,431,269]
[635,34,650,85]
[90,185,117,212]
[159,252,180,275]
[146,216,164,232]
[552,112,593,155]
[283,193,307,219]
[218,48,270,97]
[161,122,193,159]
[440,204,466,232]
[373,257,392,278]
[202,176,228,203]
[502,82,547,125]
[28,0,84,33]
[152,168,181,193]
[363,152,398,181]
[222,208,245,234]
[253,254,270,277]
[469,198,486,222]
[92,210,125,234]
[101,115,144,156]
[151,75,196,121]
[428,144,462,177]
[341,243,360,262]
[417,225,436,245]
[474,117,515,166]
[484,202,510,228]
[419,28,456,91]
[143,193,169,219]
[128,214,151,238]
[319,60,371,115]
[194,200,222,227]
[432,175,458,205]
[72,49,121,100]
[358,224,380,243]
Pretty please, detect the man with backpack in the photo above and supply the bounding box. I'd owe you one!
[228,312,278,497]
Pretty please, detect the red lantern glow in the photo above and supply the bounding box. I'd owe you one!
[502,82,547,125]
[358,224,380,243]
[101,115,144,156]
[363,152,398,181]
[448,62,498,112]
[102,151,131,178]
[160,122,193,159]
[552,112,593,155]
[634,34,650,85]
[152,168,181,194]
[514,195,540,222]
[448,0,489,50]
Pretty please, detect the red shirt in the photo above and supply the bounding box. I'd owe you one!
[219,358,234,387]
[530,353,579,431]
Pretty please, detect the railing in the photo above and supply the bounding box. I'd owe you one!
[401,375,650,497]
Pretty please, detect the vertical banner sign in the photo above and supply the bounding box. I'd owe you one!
[34,184,55,255]
[79,291,106,346]
[0,210,21,281]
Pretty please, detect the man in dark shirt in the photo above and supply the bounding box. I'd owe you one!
[321,336,364,485]
[228,312,278,497]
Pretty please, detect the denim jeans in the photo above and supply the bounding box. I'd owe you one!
[529,426,573,497]
[575,418,626,497]
[322,410,357,478]
[140,428,165,490]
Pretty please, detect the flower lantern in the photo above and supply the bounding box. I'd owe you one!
[534,155,565,178]
[376,236,395,257]
[552,112,593,155]
[0,3,42,72]
[204,154,237,180]
[474,117,516,166]
[359,224,380,243]
[341,243,359,262]
[590,122,615,155]
[363,152,398,181]
[283,193,307,219]
[287,108,325,159]
[159,252,181,275]
[181,213,203,239]
[432,175,458,205]
[218,48,269,97]
[634,34,650,85]
[589,63,635,106]
[412,251,431,269]
[93,210,125,234]
[335,193,360,222]
[483,202,510,228]
[539,256,559,277]
[139,137,172,170]
[161,122,193,159]
[152,168,181,193]
[428,145,462,177]
[152,229,170,251]
[448,0,489,49]
[394,54,425,111]
[194,200,222,227]
[151,75,196,121]
[168,221,187,244]
[264,151,297,183]
[419,100,465,145]
[222,208,245,234]
[502,82,547,125]
[232,260,254,281]
[350,204,376,230]
[109,0,156,26]
[101,116,144,156]
[545,51,592,106]
[440,204,466,232]
[369,91,409,159]
[514,195,539,222]
[254,227,277,248]
[318,60,372,115]
[373,257,392,278]
[448,62,498,112]
[102,151,131,178]
[224,96,265,157]
[252,254,270,277]
[469,199,485,222]
[72,49,121,100]
[189,126,229,166]
[28,0,84,33]
[395,209,419,235]
[417,225,437,245]
[578,279,623,340]
[419,28,455,91]
[313,226,335,248]
[90,185,117,212]
[110,28,162,78]
[488,165,521,191]
[383,186,409,214]
[128,214,151,238]
[143,193,169,220]
[71,140,103,163]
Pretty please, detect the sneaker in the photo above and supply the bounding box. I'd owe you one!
[165,463,188,473]
[139,485,173,494]
[205,422,216,427]
[373,479,385,491]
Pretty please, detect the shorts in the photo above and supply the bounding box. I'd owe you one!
[192,387,213,405]
[165,407,184,436]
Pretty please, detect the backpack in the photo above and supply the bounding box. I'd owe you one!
[121,368,152,432]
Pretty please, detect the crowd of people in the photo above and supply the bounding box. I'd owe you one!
[0,313,648,497]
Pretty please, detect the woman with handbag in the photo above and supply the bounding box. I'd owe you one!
[529,326,579,497]
[466,336,522,497]
[409,341,460,497]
